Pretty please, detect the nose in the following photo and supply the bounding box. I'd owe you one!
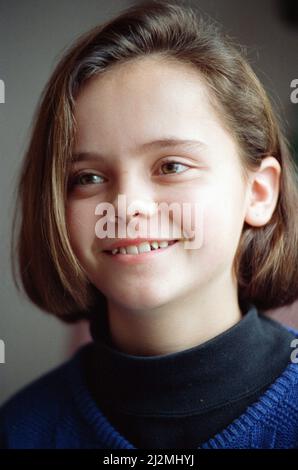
[110,173,158,223]
[112,194,158,224]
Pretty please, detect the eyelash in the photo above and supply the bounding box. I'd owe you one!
[68,160,191,187]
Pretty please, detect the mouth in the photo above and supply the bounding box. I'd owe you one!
[102,239,180,263]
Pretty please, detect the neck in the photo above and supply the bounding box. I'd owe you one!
[106,273,243,356]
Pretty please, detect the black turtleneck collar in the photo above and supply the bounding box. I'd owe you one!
[86,304,295,417]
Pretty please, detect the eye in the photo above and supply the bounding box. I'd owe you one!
[159,160,190,175]
[68,172,105,187]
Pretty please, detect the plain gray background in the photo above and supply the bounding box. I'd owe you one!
[0,0,298,406]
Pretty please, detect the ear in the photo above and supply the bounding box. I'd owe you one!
[245,156,281,227]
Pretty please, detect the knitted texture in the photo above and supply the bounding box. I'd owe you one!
[1,324,298,449]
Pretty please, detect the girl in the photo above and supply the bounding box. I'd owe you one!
[1,0,298,449]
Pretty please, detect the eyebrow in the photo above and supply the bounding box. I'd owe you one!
[71,138,207,163]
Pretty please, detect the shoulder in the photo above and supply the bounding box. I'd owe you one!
[202,362,298,449]
[202,324,298,449]
[250,360,298,448]
[255,324,298,445]
[0,344,90,448]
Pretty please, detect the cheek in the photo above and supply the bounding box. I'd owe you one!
[200,184,246,262]
[66,201,98,259]
[178,178,244,265]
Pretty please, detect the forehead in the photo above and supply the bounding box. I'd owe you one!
[74,57,217,128]
[73,56,238,164]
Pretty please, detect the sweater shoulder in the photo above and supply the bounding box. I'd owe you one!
[202,324,298,449]
[0,345,88,448]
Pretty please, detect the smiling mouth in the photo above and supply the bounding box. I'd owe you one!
[103,239,179,256]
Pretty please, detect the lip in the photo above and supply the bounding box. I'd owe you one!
[102,239,181,264]
[103,238,178,251]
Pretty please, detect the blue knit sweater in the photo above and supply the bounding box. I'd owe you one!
[1,323,298,449]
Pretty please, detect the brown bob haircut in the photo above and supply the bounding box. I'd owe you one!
[11,0,298,323]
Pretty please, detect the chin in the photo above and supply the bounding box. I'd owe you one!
[106,289,173,312]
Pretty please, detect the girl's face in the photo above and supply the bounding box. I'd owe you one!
[66,57,250,312]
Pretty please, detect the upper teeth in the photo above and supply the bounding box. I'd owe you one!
[110,240,175,255]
